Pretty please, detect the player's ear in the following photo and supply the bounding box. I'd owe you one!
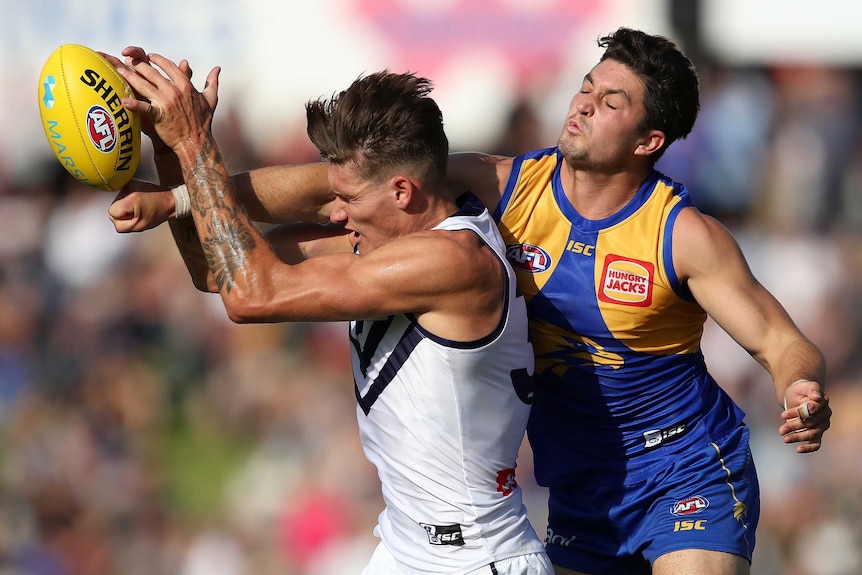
[634,129,665,157]
[391,175,416,209]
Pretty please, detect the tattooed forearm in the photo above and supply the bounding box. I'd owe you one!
[201,216,258,293]
[188,139,228,218]
[184,142,260,294]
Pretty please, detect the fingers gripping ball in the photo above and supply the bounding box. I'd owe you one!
[38,44,141,191]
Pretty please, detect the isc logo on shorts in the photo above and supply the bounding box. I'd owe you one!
[643,423,688,449]
[420,523,465,546]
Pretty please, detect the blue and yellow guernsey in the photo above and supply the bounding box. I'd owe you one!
[495,147,745,486]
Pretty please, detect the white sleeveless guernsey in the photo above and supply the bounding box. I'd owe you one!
[350,195,545,574]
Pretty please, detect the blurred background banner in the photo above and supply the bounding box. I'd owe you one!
[6,0,862,173]
[4,0,669,174]
[1,1,861,574]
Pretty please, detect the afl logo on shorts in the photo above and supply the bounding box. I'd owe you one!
[671,495,709,516]
[506,243,551,273]
[86,105,118,153]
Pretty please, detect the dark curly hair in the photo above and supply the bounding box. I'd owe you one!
[598,27,700,162]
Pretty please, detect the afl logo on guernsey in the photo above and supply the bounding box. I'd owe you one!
[599,255,654,307]
[506,243,551,273]
[86,105,118,153]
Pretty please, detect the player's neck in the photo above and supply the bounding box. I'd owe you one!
[560,166,651,220]
[413,195,460,233]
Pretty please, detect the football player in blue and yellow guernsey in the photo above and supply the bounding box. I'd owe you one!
[107,28,831,575]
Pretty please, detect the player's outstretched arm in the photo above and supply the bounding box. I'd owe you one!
[111,152,512,234]
[232,163,334,223]
[264,222,352,264]
[674,207,831,453]
[109,163,335,234]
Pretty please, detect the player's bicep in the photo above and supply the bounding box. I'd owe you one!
[336,234,480,319]
[675,209,796,359]
[249,237,440,321]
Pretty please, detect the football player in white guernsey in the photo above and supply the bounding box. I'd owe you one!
[112,56,551,575]
[110,33,832,575]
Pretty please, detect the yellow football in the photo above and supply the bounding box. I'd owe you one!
[38,44,141,191]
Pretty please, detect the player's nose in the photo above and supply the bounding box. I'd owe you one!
[329,201,347,225]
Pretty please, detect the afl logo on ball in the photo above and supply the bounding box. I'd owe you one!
[86,105,117,153]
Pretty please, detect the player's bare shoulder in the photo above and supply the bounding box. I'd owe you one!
[413,226,503,289]
[672,205,747,283]
[403,227,504,340]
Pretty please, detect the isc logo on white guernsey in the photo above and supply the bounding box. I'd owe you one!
[420,523,465,546]
[599,255,654,307]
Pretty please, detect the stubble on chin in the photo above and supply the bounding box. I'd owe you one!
[557,133,587,167]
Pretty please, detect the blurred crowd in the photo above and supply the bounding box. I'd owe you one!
[1,55,861,575]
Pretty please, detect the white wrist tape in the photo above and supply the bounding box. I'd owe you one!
[171,184,191,218]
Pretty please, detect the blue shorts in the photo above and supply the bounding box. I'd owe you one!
[544,424,760,575]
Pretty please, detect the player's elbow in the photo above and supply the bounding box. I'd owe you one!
[193,273,217,294]
[220,289,274,324]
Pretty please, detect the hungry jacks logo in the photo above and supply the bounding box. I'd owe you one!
[598,255,653,307]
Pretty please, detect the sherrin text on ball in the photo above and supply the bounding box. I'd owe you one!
[38,44,141,191]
